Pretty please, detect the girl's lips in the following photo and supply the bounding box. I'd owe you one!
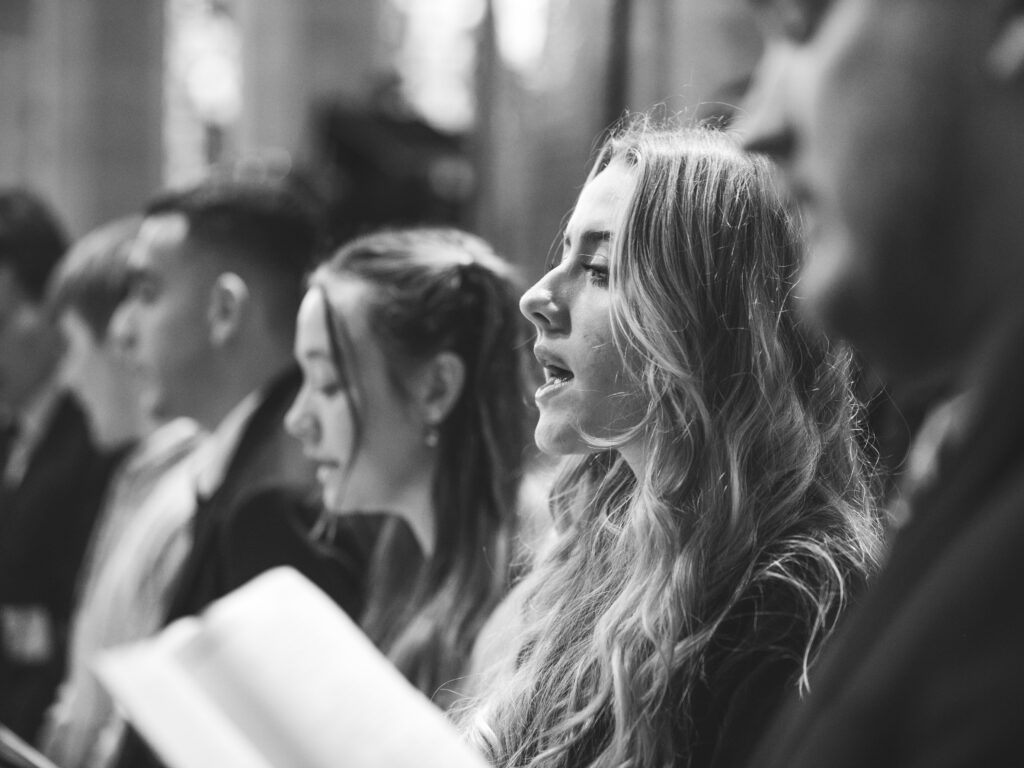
[314,460,342,484]
[543,364,574,384]
[535,375,572,402]
[533,344,575,401]
[534,345,574,379]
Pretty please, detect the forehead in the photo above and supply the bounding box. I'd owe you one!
[567,160,636,237]
[295,279,372,355]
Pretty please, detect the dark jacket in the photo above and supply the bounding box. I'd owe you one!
[162,367,371,622]
[0,395,120,741]
[114,368,376,768]
[750,321,1024,768]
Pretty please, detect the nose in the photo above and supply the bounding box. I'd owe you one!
[520,269,568,334]
[108,300,137,356]
[284,386,320,447]
[737,41,797,160]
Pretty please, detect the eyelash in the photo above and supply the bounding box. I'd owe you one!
[582,258,609,287]
[318,381,344,397]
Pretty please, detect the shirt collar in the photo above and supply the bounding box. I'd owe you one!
[193,387,266,498]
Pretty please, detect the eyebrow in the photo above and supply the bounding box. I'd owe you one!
[564,229,612,250]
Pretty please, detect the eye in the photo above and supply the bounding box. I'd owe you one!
[318,380,344,397]
[581,255,609,287]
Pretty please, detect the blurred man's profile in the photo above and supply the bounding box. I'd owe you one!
[740,0,1024,765]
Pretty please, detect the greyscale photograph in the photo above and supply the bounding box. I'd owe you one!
[0,1,1019,767]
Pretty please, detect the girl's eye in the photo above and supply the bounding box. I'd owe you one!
[581,257,609,287]
[318,381,344,397]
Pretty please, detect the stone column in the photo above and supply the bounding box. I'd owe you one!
[0,0,163,236]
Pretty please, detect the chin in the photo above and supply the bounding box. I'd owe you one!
[534,422,586,457]
[321,486,344,514]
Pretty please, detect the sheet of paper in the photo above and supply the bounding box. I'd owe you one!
[97,567,490,768]
[0,724,63,768]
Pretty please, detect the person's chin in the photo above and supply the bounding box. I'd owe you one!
[534,420,585,457]
[795,230,866,338]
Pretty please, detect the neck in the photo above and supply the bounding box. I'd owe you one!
[617,435,649,480]
[385,463,437,558]
[195,345,292,430]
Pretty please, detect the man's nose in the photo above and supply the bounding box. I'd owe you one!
[736,42,797,160]
[107,301,136,355]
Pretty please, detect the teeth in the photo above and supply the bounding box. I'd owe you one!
[544,365,573,383]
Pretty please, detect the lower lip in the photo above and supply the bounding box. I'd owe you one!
[316,464,341,485]
[535,378,572,402]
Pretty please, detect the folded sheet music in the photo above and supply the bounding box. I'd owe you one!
[96,567,489,768]
[0,724,61,768]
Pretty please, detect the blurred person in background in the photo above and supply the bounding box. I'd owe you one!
[0,189,120,741]
[284,227,533,710]
[110,175,375,768]
[36,215,202,768]
[459,121,882,768]
[740,0,1024,765]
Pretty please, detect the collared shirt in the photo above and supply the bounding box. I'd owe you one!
[194,387,265,500]
[38,388,271,768]
[38,419,206,768]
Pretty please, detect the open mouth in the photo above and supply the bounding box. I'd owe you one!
[543,364,574,385]
[536,363,574,399]
[314,460,342,485]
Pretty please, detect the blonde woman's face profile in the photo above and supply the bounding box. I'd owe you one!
[520,159,646,467]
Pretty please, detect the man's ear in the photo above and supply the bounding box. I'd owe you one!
[987,7,1024,81]
[207,272,250,347]
[415,350,466,429]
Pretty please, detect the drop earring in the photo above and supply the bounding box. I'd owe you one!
[424,423,440,448]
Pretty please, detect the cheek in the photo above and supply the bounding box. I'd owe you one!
[580,334,647,438]
[320,396,357,463]
[582,329,633,398]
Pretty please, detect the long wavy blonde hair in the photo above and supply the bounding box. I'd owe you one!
[459,123,882,767]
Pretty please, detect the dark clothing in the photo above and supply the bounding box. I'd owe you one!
[171,486,377,625]
[162,368,370,622]
[686,571,842,768]
[0,396,120,741]
[114,369,376,768]
[750,321,1024,768]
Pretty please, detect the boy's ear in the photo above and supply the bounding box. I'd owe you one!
[207,272,250,347]
[416,350,466,428]
[987,9,1024,81]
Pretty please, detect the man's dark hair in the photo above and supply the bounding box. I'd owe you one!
[145,174,323,280]
[46,216,140,339]
[0,188,69,301]
[145,174,324,336]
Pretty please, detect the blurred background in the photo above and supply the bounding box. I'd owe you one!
[0,0,762,281]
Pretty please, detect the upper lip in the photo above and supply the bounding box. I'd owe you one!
[534,344,573,376]
[782,172,814,208]
[308,455,341,469]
